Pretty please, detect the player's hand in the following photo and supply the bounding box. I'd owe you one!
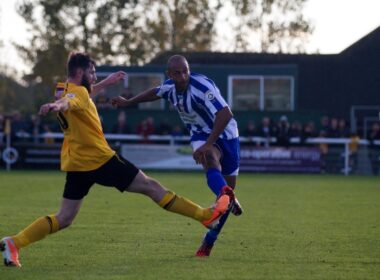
[103,71,126,86]
[193,143,213,165]
[39,103,59,116]
[111,96,130,107]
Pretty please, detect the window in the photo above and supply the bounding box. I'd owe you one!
[264,78,293,111]
[230,78,261,110]
[96,72,126,98]
[228,75,294,111]
[127,74,165,110]
[97,72,165,110]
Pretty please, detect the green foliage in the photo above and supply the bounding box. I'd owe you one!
[14,0,313,106]
[0,171,379,279]
[124,0,219,64]
[230,0,313,52]
[0,74,33,114]
[15,0,136,105]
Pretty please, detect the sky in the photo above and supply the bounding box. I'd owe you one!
[1,0,380,74]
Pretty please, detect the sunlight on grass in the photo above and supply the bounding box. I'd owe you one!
[0,171,379,280]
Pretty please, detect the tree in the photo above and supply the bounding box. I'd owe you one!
[15,0,312,106]
[0,8,32,114]
[128,0,312,55]
[0,74,32,114]
[15,0,138,106]
[228,0,313,53]
[121,0,220,64]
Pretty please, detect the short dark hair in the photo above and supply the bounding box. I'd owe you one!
[67,52,96,78]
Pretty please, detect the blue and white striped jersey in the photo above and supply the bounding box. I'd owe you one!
[155,73,239,141]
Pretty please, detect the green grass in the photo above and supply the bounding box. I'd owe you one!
[0,171,379,280]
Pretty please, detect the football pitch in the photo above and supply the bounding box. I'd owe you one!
[0,171,379,280]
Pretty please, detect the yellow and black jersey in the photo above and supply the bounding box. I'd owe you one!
[56,82,115,171]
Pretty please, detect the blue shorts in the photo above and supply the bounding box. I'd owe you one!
[191,136,240,176]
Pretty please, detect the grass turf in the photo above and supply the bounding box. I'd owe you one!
[0,171,379,279]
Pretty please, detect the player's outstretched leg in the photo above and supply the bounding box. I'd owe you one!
[127,171,235,229]
[201,186,234,229]
[157,186,234,229]
[1,237,21,267]
[1,215,60,267]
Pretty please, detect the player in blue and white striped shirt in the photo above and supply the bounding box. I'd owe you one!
[156,73,238,141]
[112,55,243,257]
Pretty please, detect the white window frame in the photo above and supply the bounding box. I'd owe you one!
[228,75,295,111]
[97,72,166,109]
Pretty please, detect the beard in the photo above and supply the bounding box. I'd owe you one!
[175,80,189,93]
[81,75,92,93]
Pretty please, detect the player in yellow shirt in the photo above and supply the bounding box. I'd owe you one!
[0,52,235,267]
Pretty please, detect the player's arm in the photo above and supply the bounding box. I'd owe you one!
[193,107,233,164]
[92,71,126,95]
[206,107,233,145]
[39,97,70,116]
[111,87,161,108]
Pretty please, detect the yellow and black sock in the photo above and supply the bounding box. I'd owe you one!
[158,191,212,222]
[12,214,60,249]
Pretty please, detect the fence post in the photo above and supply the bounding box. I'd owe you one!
[343,141,350,175]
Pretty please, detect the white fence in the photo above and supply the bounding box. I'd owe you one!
[1,132,380,175]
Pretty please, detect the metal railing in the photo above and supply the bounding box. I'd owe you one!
[1,132,380,175]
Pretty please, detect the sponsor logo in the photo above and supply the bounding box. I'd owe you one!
[2,147,19,164]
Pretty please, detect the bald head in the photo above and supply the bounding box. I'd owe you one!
[167,55,189,70]
[166,55,190,93]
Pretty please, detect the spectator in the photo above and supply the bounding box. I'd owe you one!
[319,115,330,135]
[257,117,274,147]
[301,121,317,144]
[42,124,55,144]
[121,87,133,99]
[112,111,131,134]
[327,118,340,138]
[244,120,258,137]
[171,125,184,137]
[290,121,302,138]
[146,117,155,134]
[121,88,138,109]
[348,132,360,174]
[11,111,30,142]
[171,125,185,145]
[29,114,43,143]
[136,117,155,143]
[158,119,172,135]
[276,115,291,148]
[368,122,380,175]
[318,130,329,173]
[338,118,350,138]
[94,89,113,109]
